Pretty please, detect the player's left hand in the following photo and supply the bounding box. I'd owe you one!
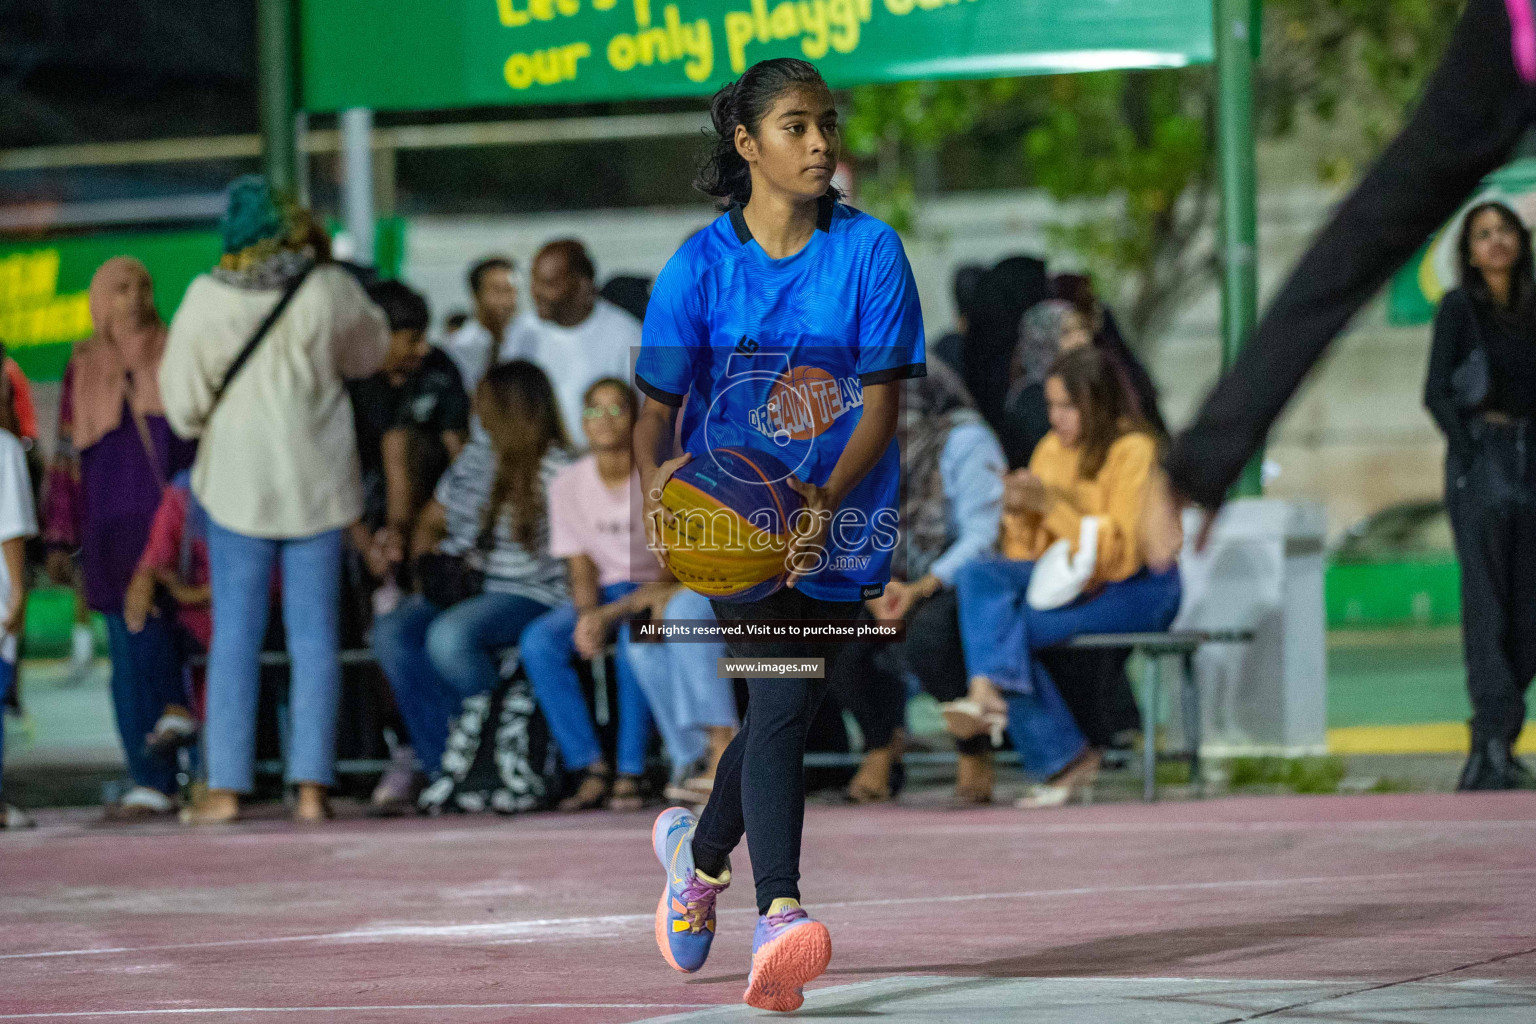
[784,476,837,588]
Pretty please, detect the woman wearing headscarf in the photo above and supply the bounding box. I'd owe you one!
[961,255,1051,432]
[160,176,389,824]
[1053,272,1168,438]
[42,256,197,818]
[999,299,1094,468]
[830,362,1006,803]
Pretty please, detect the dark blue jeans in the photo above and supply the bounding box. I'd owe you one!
[372,592,554,776]
[103,613,186,795]
[955,560,1182,778]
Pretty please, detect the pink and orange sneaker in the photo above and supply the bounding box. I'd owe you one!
[743,904,832,1012]
[651,807,729,973]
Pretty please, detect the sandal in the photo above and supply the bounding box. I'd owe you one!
[607,774,645,812]
[1015,748,1102,809]
[558,763,612,811]
[941,700,1006,746]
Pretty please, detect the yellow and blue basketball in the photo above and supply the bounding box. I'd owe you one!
[660,447,805,603]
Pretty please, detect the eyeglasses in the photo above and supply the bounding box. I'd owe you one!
[583,404,628,420]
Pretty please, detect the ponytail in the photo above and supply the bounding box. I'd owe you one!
[695,58,842,209]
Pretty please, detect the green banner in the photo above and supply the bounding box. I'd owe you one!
[1388,158,1536,327]
[301,0,1212,113]
[0,230,220,383]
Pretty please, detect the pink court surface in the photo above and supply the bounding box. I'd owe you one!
[4,793,1535,1023]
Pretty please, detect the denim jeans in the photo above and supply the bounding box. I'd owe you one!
[103,613,186,795]
[622,587,735,779]
[955,559,1183,778]
[372,591,553,776]
[520,583,654,777]
[206,521,343,793]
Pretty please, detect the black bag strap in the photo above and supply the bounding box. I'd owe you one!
[210,266,312,411]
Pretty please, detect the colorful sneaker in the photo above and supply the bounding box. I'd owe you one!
[744,904,832,1012]
[651,806,729,973]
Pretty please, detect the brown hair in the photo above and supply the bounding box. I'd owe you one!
[1047,346,1146,479]
[475,360,569,547]
[583,376,638,419]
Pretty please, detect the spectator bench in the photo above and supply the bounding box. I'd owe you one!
[200,630,1255,803]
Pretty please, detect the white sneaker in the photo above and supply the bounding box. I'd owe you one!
[2,803,36,828]
[112,786,174,816]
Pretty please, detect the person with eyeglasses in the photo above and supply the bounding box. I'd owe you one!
[520,378,722,811]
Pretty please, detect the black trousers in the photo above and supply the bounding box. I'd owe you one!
[1167,0,1536,506]
[1447,423,1536,745]
[691,588,862,914]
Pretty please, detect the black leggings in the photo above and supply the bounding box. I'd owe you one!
[1167,0,1536,506]
[691,588,861,914]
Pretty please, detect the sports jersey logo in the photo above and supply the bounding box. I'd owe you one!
[759,366,863,441]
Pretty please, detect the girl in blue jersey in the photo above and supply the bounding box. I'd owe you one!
[635,59,924,1012]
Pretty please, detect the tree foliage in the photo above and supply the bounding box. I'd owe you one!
[844,0,1461,348]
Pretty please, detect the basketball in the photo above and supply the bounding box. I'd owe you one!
[659,446,806,603]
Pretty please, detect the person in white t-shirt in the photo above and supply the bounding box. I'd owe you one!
[439,256,528,390]
[0,418,38,829]
[505,240,641,441]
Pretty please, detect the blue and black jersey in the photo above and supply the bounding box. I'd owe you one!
[636,197,926,601]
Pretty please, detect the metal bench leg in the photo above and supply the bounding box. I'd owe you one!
[1181,651,1201,797]
[1141,652,1161,802]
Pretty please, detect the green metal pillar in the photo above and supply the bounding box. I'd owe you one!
[1215,0,1264,496]
[258,0,299,198]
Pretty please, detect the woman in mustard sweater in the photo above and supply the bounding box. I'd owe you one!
[947,347,1182,807]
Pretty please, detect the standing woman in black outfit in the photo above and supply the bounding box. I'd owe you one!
[1426,201,1536,790]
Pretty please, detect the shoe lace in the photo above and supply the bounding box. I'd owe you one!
[679,873,728,933]
[764,906,808,930]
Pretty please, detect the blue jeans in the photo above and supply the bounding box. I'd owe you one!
[623,588,735,779]
[373,591,553,776]
[955,560,1183,778]
[104,613,186,795]
[520,583,653,777]
[206,522,343,793]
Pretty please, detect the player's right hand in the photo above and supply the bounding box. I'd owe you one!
[644,453,692,567]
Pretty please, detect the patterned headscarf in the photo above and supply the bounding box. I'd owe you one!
[1014,299,1078,388]
[896,362,984,581]
[212,175,314,290]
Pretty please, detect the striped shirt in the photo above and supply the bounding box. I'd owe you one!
[434,439,570,607]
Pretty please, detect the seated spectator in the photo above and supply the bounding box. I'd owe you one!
[519,378,684,811]
[441,257,520,391]
[352,280,470,591]
[962,255,1052,432]
[1000,299,1094,468]
[507,240,639,442]
[1053,272,1167,438]
[0,387,37,828]
[159,176,390,825]
[371,360,570,783]
[932,263,986,374]
[625,586,737,804]
[947,347,1182,808]
[830,363,1004,804]
[123,470,210,755]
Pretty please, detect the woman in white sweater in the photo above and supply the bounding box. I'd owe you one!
[159,176,389,823]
